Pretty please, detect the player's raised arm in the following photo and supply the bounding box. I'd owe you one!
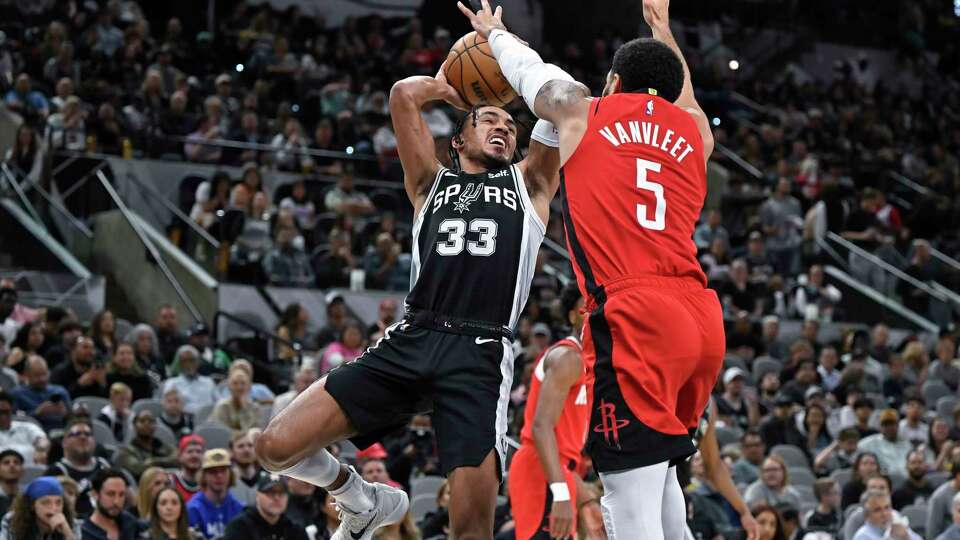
[389,70,468,208]
[642,0,715,161]
[701,403,760,540]
[530,346,584,539]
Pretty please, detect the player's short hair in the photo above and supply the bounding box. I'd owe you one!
[559,283,582,316]
[611,38,684,103]
[448,105,519,172]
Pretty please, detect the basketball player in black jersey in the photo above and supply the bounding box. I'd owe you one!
[256,63,561,540]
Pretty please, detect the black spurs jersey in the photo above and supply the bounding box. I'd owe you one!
[406,165,545,329]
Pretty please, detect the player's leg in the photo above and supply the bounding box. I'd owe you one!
[507,446,553,540]
[661,465,687,539]
[447,450,499,540]
[598,461,669,539]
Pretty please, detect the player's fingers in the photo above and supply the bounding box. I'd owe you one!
[456,2,475,18]
[481,0,492,15]
[494,5,502,19]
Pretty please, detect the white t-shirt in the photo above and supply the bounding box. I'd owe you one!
[0,420,47,464]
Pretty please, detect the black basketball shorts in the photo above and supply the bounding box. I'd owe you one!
[325,321,514,477]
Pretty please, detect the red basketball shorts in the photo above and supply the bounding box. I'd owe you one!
[508,445,579,540]
[582,275,725,472]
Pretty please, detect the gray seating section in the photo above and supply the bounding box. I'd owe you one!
[771,444,809,469]
[788,467,816,487]
[195,422,232,450]
[132,398,164,418]
[831,468,852,489]
[715,426,743,448]
[75,396,109,415]
[752,356,781,382]
[901,504,926,536]
[923,380,951,408]
[410,475,445,500]
[92,419,117,448]
[936,396,958,422]
[410,493,437,522]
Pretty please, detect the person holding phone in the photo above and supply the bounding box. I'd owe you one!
[50,336,108,398]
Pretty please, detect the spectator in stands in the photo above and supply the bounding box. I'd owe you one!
[230,192,273,281]
[148,487,198,540]
[114,410,177,480]
[319,320,364,374]
[45,96,86,151]
[761,315,788,360]
[51,335,107,398]
[900,394,929,445]
[384,414,440,488]
[230,430,262,497]
[89,8,124,57]
[275,304,309,363]
[263,225,315,287]
[159,91,196,147]
[0,450,23,515]
[0,390,48,465]
[901,342,930,388]
[106,343,153,402]
[760,178,804,275]
[716,367,756,430]
[900,240,941,315]
[933,336,960,386]
[367,298,398,342]
[870,323,893,364]
[271,364,316,419]
[816,346,842,392]
[187,449,245,540]
[79,469,142,540]
[282,478,321,530]
[884,355,910,409]
[8,323,45,373]
[4,73,50,124]
[213,360,274,405]
[841,452,880,509]
[892,450,934,510]
[745,231,776,282]
[50,78,74,113]
[164,346,216,415]
[814,427,860,476]
[732,429,765,486]
[313,227,356,289]
[784,359,821,406]
[694,210,729,251]
[720,259,759,315]
[794,265,843,322]
[0,476,79,539]
[191,175,233,232]
[853,489,920,540]
[171,435,205,503]
[363,232,409,291]
[159,387,194,438]
[851,397,879,439]
[700,237,732,282]
[324,171,374,217]
[760,394,804,449]
[745,454,802,509]
[136,467,169,519]
[46,418,112,517]
[753,503,787,540]
[222,475,306,540]
[806,478,841,536]
[185,97,225,164]
[929,418,954,472]
[859,408,913,476]
[153,305,185,367]
[96,382,133,442]
[281,180,317,235]
[125,324,163,381]
[4,124,44,184]
[210,369,259,432]
[0,289,18,349]
[929,458,960,540]
[800,403,833,457]
[934,492,960,540]
[89,103,127,155]
[229,111,263,165]
[12,355,70,431]
[270,119,313,172]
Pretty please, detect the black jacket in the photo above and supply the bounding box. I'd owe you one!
[222,507,309,540]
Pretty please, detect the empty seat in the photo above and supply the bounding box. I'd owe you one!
[922,381,951,407]
[75,396,109,415]
[831,468,852,489]
[715,425,743,448]
[752,356,781,382]
[91,419,118,448]
[771,444,809,469]
[410,475,445,500]
[937,396,958,421]
[195,423,232,450]
[901,504,927,537]
[410,493,437,522]
[788,467,816,487]
[132,398,163,418]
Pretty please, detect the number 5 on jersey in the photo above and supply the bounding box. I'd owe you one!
[636,158,666,231]
[436,218,499,256]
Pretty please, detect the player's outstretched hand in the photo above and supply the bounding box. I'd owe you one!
[457,0,507,39]
[740,510,760,540]
[435,64,470,111]
[641,0,671,29]
[548,499,575,539]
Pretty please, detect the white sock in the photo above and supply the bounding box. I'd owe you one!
[328,468,374,513]
[275,448,343,489]
[599,461,670,540]
[661,466,687,540]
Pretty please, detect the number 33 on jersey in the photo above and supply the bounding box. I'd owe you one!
[560,93,709,291]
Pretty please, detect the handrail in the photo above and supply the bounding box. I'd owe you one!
[887,171,932,197]
[166,135,381,162]
[1,163,93,238]
[825,232,948,303]
[822,265,939,334]
[58,162,108,202]
[1,165,43,224]
[930,246,960,274]
[714,142,763,179]
[541,236,571,261]
[212,310,302,361]
[96,170,204,323]
[120,171,220,248]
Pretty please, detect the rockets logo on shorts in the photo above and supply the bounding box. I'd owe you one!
[593,399,630,449]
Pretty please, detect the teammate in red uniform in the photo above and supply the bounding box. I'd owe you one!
[508,285,604,540]
[460,0,722,537]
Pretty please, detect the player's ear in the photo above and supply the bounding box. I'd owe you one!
[602,72,622,97]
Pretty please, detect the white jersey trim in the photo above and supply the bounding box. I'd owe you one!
[409,167,451,287]
[494,338,515,479]
[511,164,547,234]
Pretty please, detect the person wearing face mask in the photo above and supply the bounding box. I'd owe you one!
[0,476,79,540]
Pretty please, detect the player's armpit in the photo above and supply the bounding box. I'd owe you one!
[389,77,444,206]
[519,139,559,214]
[681,106,715,163]
[533,80,591,127]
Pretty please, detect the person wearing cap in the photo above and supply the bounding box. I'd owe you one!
[858,408,913,476]
[222,475,307,540]
[186,323,231,377]
[186,449,245,540]
[170,435,206,503]
[79,469,144,540]
[0,476,79,539]
[164,345,217,415]
[114,409,177,480]
[716,367,757,430]
[759,393,804,449]
[744,230,775,281]
[0,449,23,515]
[0,389,50,464]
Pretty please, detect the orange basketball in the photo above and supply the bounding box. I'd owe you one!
[444,31,517,108]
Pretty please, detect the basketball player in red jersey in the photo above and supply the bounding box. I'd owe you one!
[460,1,722,537]
[508,285,605,540]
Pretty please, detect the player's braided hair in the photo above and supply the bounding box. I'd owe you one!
[447,105,526,172]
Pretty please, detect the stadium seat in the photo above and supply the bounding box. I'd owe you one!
[925,471,950,487]
[888,471,906,491]
[19,464,46,487]
[936,396,958,422]
[922,380,951,407]
[411,475,445,500]
[788,467,816,487]
[151,422,178,449]
[91,419,118,448]
[0,370,16,392]
[724,354,748,372]
[194,403,215,424]
[752,356,781,382]
[132,398,163,418]
[831,468,852,489]
[410,493,437,522]
[794,484,816,505]
[195,423,232,450]
[901,504,926,536]
[76,396,109,415]
[771,444,809,469]
[715,425,743,448]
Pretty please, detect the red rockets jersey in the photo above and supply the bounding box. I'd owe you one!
[560,92,708,300]
[519,337,590,466]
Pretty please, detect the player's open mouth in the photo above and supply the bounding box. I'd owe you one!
[488,136,506,148]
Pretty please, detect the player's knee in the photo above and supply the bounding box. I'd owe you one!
[255,427,295,471]
[448,524,488,540]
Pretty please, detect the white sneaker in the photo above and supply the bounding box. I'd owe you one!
[331,481,409,540]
